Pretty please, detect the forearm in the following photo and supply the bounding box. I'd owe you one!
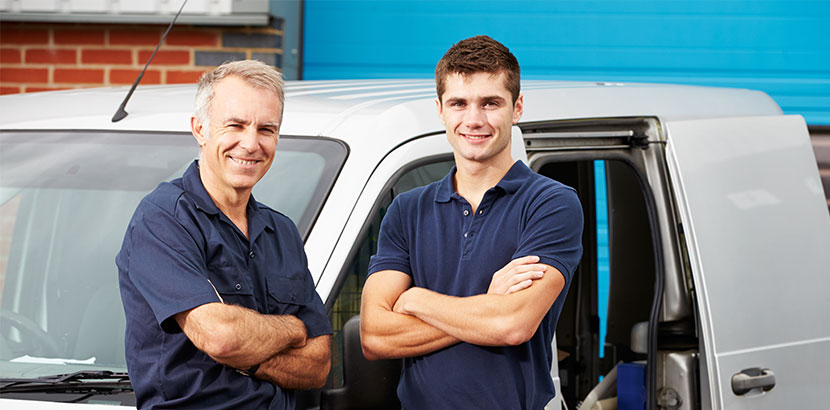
[255,335,332,390]
[177,303,307,369]
[396,289,523,346]
[359,270,458,360]
[396,264,565,346]
[360,306,459,360]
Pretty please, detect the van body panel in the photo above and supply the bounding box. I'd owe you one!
[2,81,828,409]
[664,115,830,408]
[316,133,453,296]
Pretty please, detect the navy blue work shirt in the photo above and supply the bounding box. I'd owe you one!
[116,161,331,409]
[368,161,583,410]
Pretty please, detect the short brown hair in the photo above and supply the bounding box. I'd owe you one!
[435,35,520,103]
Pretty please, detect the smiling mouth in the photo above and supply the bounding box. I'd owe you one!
[229,156,258,166]
[461,133,490,140]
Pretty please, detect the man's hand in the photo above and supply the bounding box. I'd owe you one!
[390,263,565,346]
[487,255,547,295]
[394,256,547,315]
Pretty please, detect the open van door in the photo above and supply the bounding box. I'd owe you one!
[664,115,830,409]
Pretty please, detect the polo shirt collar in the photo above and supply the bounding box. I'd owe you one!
[434,160,529,203]
[434,167,457,203]
[182,161,275,235]
[497,160,532,194]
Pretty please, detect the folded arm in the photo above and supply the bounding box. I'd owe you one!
[255,334,331,389]
[394,263,565,346]
[175,302,307,369]
[360,256,549,359]
[360,270,458,360]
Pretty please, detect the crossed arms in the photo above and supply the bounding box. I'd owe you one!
[360,255,566,360]
[175,303,331,389]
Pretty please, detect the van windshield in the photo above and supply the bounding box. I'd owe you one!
[0,131,346,378]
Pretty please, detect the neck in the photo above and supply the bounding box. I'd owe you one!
[453,154,515,212]
[199,166,251,237]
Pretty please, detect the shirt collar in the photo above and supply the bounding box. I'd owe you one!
[182,160,275,234]
[434,167,457,203]
[434,160,529,203]
[496,160,532,194]
[182,160,221,215]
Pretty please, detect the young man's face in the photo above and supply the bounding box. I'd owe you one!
[192,75,282,196]
[437,71,523,166]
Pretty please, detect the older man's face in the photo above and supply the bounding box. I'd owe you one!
[193,75,282,197]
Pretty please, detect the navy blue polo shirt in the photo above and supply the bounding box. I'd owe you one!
[116,161,331,409]
[368,161,583,410]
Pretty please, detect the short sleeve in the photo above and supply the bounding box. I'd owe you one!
[124,199,221,333]
[367,197,413,277]
[296,285,333,339]
[284,222,333,338]
[513,187,584,286]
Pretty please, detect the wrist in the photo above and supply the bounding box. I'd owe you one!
[292,317,308,347]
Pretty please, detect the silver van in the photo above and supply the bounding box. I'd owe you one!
[1,80,828,409]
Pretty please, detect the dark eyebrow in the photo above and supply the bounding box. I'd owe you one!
[482,95,507,103]
[444,97,467,104]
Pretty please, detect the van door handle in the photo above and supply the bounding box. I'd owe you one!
[731,368,775,395]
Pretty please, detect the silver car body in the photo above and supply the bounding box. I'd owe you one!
[1,80,828,409]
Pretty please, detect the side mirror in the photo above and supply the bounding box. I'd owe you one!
[320,315,403,410]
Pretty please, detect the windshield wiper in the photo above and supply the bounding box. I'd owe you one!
[0,370,131,394]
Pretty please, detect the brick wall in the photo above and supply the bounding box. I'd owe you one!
[0,19,284,94]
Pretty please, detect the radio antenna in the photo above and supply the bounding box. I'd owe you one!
[112,0,189,122]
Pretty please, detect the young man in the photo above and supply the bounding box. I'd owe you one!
[360,36,583,408]
[117,60,332,409]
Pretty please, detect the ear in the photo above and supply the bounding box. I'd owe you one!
[191,116,207,147]
[435,97,445,124]
[512,94,524,125]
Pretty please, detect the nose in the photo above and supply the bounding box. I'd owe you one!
[239,126,258,152]
[463,105,486,128]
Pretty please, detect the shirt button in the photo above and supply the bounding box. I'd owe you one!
[235,283,242,290]
[249,251,255,259]
[478,209,484,215]
[463,210,469,216]
[464,232,468,238]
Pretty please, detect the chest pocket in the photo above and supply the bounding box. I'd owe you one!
[207,264,256,309]
[266,275,309,315]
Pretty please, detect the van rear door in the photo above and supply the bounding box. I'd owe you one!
[664,115,830,409]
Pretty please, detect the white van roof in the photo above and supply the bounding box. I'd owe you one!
[0,79,783,140]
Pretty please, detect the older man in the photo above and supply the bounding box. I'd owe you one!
[117,60,331,409]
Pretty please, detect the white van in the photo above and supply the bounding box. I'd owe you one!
[1,80,828,410]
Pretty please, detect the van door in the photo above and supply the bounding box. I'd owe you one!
[664,115,830,409]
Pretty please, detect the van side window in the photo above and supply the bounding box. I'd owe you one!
[327,159,454,387]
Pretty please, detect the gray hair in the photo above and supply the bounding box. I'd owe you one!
[194,60,285,127]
